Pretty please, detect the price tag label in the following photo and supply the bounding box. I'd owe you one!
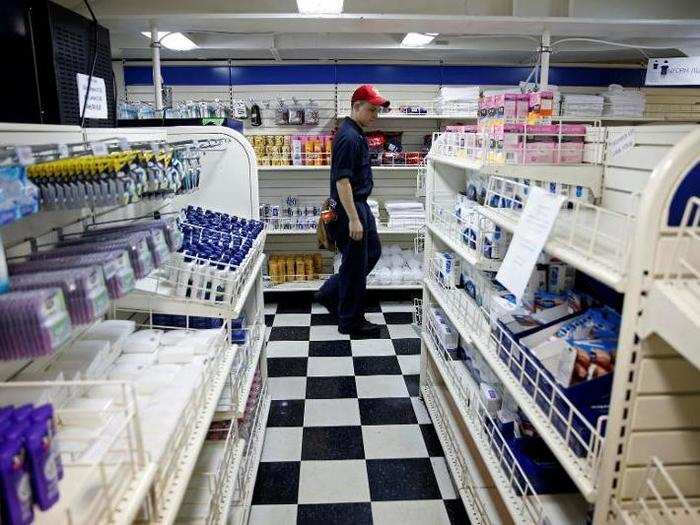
[192,140,199,151]
[91,141,108,156]
[150,141,160,153]
[16,146,35,166]
[118,137,130,151]
[57,143,70,158]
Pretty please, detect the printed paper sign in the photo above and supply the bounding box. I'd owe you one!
[607,129,636,159]
[76,73,108,119]
[646,57,700,86]
[496,187,566,302]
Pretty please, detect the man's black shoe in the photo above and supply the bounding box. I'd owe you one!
[313,292,337,317]
[338,320,382,337]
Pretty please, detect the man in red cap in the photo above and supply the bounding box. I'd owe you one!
[315,84,390,336]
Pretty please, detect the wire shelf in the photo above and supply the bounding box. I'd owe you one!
[614,457,700,525]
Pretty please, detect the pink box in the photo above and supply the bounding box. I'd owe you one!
[557,142,584,164]
[523,142,555,163]
[503,124,524,164]
[493,94,505,119]
[516,94,530,122]
[504,93,518,122]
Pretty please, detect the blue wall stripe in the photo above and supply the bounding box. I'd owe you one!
[124,63,647,87]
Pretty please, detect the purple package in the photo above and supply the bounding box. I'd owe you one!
[10,267,109,325]
[0,288,72,360]
[10,405,33,424]
[32,233,154,279]
[9,250,135,300]
[85,217,183,252]
[22,423,60,510]
[63,228,171,269]
[0,438,34,525]
[31,404,63,480]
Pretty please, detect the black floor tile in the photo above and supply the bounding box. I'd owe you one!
[350,325,390,340]
[267,400,305,427]
[301,426,365,460]
[276,300,313,314]
[264,314,275,327]
[269,326,311,341]
[444,499,471,525]
[309,340,352,357]
[353,356,402,376]
[393,338,421,355]
[366,458,442,501]
[310,313,338,326]
[383,312,414,324]
[297,503,372,525]
[267,357,308,377]
[359,397,418,425]
[420,424,444,457]
[251,461,300,504]
[306,376,357,399]
[404,375,420,397]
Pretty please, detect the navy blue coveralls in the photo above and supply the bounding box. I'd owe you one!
[318,117,382,330]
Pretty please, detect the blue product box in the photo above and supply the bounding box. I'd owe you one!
[508,436,579,494]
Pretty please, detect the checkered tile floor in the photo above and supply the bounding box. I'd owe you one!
[249,296,470,525]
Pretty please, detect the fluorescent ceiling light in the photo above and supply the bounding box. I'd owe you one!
[297,0,343,14]
[140,31,198,51]
[401,32,438,47]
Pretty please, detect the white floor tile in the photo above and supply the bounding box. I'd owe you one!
[371,500,450,525]
[411,397,431,424]
[272,313,312,327]
[261,427,303,462]
[380,301,415,312]
[298,460,370,504]
[248,504,297,525]
[269,377,307,400]
[365,312,386,325]
[431,457,458,499]
[264,303,277,315]
[388,324,420,339]
[266,341,309,358]
[362,425,429,459]
[306,356,355,377]
[311,303,329,314]
[355,375,409,398]
[303,398,361,427]
[351,339,396,357]
[310,325,350,341]
[397,354,421,375]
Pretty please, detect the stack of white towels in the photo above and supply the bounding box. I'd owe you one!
[385,200,425,229]
[602,85,645,117]
[367,199,381,225]
[436,85,480,115]
[561,94,604,117]
[370,245,424,285]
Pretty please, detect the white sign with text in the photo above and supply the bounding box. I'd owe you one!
[76,73,108,119]
[646,56,700,86]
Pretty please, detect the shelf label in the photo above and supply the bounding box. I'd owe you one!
[16,146,34,166]
[118,137,130,151]
[90,141,108,156]
[57,143,69,158]
[496,187,566,303]
[608,129,636,159]
[646,56,700,86]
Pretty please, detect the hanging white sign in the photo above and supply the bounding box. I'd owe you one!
[76,73,109,119]
[645,57,700,86]
[496,188,566,303]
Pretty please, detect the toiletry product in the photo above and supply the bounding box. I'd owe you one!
[0,437,34,525]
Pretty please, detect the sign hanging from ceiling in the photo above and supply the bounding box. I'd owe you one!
[645,57,700,86]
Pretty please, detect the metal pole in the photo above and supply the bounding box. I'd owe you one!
[540,29,551,89]
[151,20,163,115]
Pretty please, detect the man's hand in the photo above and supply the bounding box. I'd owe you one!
[349,218,364,241]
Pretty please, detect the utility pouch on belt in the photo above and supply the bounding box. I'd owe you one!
[317,198,337,251]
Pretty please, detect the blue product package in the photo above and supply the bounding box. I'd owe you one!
[0,438,34,525]
[31,405,63,480]
[508,436,578,494]
[22,423,60,510]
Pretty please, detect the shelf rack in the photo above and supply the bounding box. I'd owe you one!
[257,164,420,171]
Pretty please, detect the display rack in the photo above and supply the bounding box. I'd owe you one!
[0,124,268,524]
[423,122,700,524]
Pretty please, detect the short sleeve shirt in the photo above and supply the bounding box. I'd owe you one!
[330,117,373,204]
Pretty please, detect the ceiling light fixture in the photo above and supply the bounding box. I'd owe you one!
[401,32,438,47]
[296,0,344,15]
[140,31,198,51]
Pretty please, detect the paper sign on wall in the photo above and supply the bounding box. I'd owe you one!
[496,187,566,303]
[607,129,636,159]
[76,73,108,119]
[646,57,700,86]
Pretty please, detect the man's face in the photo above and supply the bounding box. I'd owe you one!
[354,102,381,126]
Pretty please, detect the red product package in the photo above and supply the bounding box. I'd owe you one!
[366,132,386,149]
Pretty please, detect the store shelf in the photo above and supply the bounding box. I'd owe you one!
[229,387,271,525]
[424,275,602,501]
[337,112,478,120]
[264,277,423,292]
[266,225,423,236]
[427,217,502,272]
[258,165,420,171]
[430,154,484,171]
[115,251,265,319]
[151,347,238,524]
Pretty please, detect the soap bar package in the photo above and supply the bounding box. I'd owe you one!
[10,267,109,325]
[10,250,135,299]
[0,288,72,360]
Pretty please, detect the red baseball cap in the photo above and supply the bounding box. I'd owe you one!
[351,84,390,108]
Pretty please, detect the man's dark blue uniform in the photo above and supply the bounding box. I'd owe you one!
[318,117,381,331]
